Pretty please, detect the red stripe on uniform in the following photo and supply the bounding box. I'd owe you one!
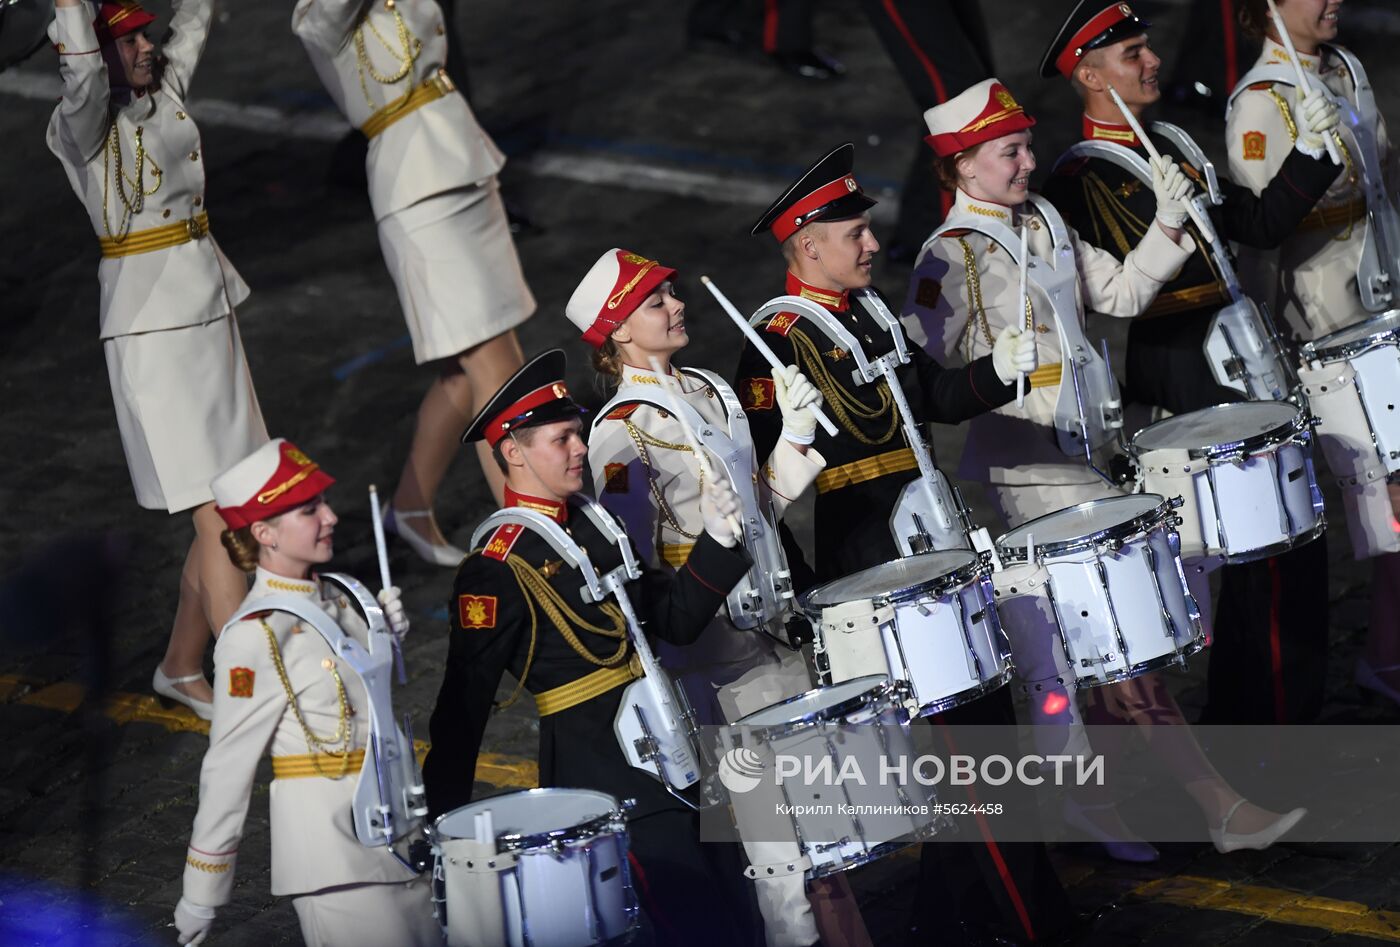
[1221,0,1239,92]
[628,851,678,942]
[935,718,1036,942]
[879,0,948,102]
[763,0,780,54]
[1268,557,1286,722]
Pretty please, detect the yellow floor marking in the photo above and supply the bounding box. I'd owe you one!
[0,673,537,788]
[1133,875,1400,942]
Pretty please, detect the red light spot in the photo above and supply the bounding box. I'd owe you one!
[1042,692,1069,715]
[1390,517,1400,534]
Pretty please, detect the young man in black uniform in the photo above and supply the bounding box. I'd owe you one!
[422,350,753,946]
[734,145,1075,946]
[1038,0,1340,723]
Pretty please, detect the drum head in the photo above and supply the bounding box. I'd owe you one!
[738,675,890,728]
[804,551,979,608]
[997,494,1163,553]
[1131,402,1298,453]
[435,788,620,844]
[1313,309,1400,353]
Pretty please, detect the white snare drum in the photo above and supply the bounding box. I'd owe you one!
[994,494,1205,687]
[1301,310,1400,477]
[800,551,1011,716]
[731,675,942,877]
[1130,402,1325,562]
[433,788,637,947]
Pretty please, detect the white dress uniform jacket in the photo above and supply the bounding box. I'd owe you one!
[291,0,503,223]
[589,365,824,704]
[47,0,247,340]
[182,569,422,907]
[1227,38,1397,340]
[901,188,1193,503]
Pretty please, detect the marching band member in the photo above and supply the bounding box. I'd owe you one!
[1039,1,1338,725]
[905,78,1304,861]
[734,144,1075,946]
[734,141,1036,583]
[293,0,533,566]
[176,439,438,946]
[47,0,268,720]
[571,250,871,947]
[1226,0,1400,707]
[422,350,755,946]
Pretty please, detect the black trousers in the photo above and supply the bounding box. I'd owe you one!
[915,688,1076,944]
[857,0,995,250]
[1123,306,1332,725]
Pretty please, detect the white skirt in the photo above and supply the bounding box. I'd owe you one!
[377,179,536,364]
[103,312,268,513]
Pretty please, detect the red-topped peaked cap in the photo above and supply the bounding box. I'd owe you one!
[462,349,586,447]
[1039,1,1151,79]
[95,0,156,43]
[212,439,336,530]
[923,79,1037,157]
[751,143,878,243]
[566,249,677,349]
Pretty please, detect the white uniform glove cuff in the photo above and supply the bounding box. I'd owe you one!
[1156,209,1188,229]
[781,427,817,445]
[1294,137,1326,160]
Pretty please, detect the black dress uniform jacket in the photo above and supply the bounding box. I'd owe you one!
[423,499,750,821]
[734,276,1015,582]
[1041,126,1337,414]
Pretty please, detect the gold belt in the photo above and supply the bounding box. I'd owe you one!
[271,748,365,780]
[1027,362,1062,389]
[361,70,456,139]
[1141,282,1230,319]
[1298,198,1365,233]
[98,212,209,258]
[534,662,641,717]
[816,447,918,494]
[660,543,694,568]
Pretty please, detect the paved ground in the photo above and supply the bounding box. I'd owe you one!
[3,0,1400,944]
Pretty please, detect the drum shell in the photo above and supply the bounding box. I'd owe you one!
[817,571,1011,716]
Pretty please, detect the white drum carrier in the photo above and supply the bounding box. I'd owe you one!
[993,495,1206,687]
[1299,310,1400,483]
[432,788,637,947]
[728,675,944,878]
[799,552,1011,716]
[1130,402,1325,562]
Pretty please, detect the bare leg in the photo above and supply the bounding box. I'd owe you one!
[809,874,873,947]
[392,332,524,539]
[158,502,245,703]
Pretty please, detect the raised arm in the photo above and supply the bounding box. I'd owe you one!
[159,0,215,95]
[47,0,111,165]
[422,555,525,820]
[1227,88,1297,197]
[291,0,371,57]
[1072,222,1194,318]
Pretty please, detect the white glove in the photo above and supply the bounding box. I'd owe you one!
[173,898,216,946]
[1294,86,1340,158]
[1150,154,1193,228]
[700,479,741,548]
[773,364,823,444]
[991,324,1038,385]
[376,586,409,640]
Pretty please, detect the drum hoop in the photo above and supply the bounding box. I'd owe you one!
[433,787,627,852]
[1131,404,1309,461]
[801,554,984,613]
[736,675,902,737]
[1306,318,1400,362]
[995,496,1172,562]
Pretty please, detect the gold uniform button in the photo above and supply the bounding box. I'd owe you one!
[321,658,334,670]
[435,23,445,34]
[1036,324,1051,334]
[193,196,203,206]
[385,0,395,7]
[176,110,187,120]
[162,209,171,218]
[56,43,65,53]
[189,150,199,161]
[987,243,998,254]
[1029,219,1042,231]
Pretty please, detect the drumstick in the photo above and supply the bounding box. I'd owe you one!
[1266,0,1343,166]
[369,485,407,685]
[1106,85,1212,236]
[647,356,745,540]
[1016,223,1029,410]
[699,275,839,437]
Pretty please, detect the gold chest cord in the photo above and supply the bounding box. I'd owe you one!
[102,123,163,241]
[789,327,900,445]
[493,556,629,711]
[957,237,1033,365]
[623,419,702,540]
[354,2,423,110]
[1265,86,1360,240]
[261,619,355,779]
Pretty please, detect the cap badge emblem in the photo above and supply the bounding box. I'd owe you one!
[1119,3,1132,15]
[844,176,858,192]
[995,89,1016,109]
[552,383,568,398]
[286,448,312,467]
[620,252,649,266]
